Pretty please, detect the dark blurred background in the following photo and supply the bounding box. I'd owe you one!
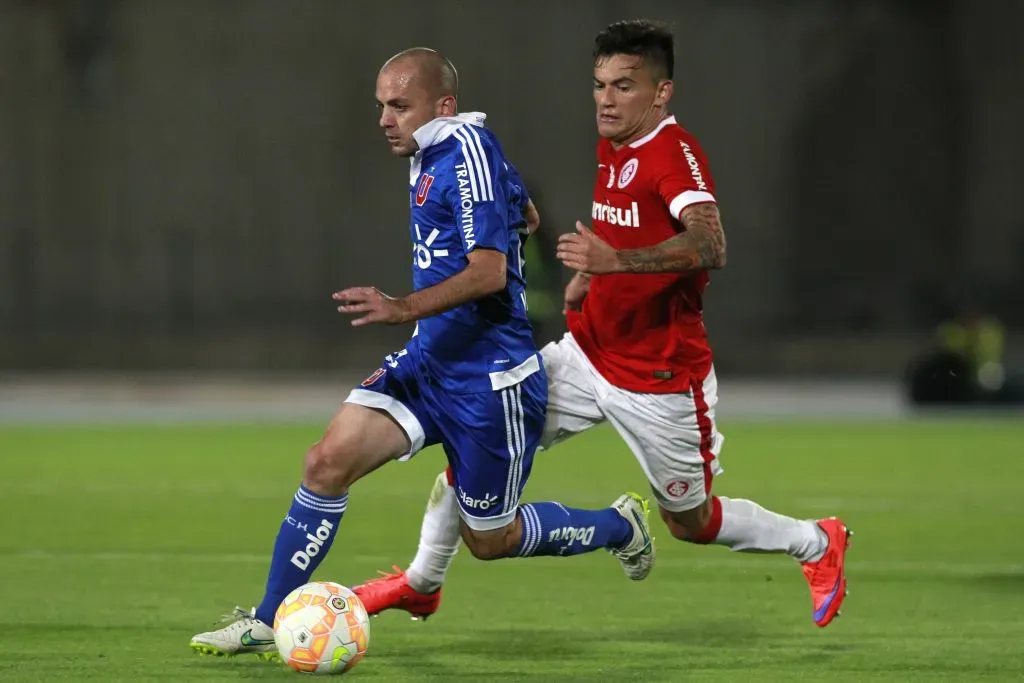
[2,0,1021,384]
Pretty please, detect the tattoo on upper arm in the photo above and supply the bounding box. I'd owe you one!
[679,203,727,268]
[617,203,727,274]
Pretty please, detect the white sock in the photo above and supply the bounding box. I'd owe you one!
[714,496,828,563]
[406,471,461,593]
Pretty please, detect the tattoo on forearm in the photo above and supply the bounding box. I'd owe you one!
[617,203,727,274]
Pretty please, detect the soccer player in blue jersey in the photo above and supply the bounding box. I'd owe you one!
[189,47,655,659]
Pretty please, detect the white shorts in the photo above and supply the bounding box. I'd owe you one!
[540,333,725,512]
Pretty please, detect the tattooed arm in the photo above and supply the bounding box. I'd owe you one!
[616,203,727,274]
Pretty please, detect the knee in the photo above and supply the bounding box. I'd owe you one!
[460,522,517,560]
[660,499,715,543]
[303,434,359,495]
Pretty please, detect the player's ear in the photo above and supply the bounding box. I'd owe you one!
[654,79,673,107]
[436,95,457,118]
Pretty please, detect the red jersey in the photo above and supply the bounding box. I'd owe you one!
[566,115,717,394]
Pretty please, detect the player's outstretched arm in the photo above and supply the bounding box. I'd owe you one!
[334,249,507,327]
[616,203,727,274]
[401,248,507,320]
[557,203,726,276]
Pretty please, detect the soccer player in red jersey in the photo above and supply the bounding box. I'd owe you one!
[353,20,850,628]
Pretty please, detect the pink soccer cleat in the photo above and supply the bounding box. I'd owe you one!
[351,566,441,621]
[801,517,852,627]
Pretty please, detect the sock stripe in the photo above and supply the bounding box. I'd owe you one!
[295,489,348,512]
[523,505,536,556]
[292,497,348,511]
[518,504,542,557]
[527,505,542,555]
[296,486,347,505]
[295,487,348,514]
[516,505,529,556]
[293,497,347,514]
[517,505,532,556]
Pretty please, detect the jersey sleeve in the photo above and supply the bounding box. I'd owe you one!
[446,126,510,255]
[504,159,531,236]
[656,135,717,221]
[504,160,530,210]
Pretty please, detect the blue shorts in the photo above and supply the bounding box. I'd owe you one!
[345,342,547,531]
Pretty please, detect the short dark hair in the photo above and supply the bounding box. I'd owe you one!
[593,20,674,80]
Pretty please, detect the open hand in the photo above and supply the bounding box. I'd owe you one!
[556,222,622,275]
[333,287,410,327]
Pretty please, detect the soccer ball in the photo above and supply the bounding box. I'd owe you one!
[273,581,370,675]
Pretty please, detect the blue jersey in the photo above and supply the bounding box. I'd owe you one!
[407,112,539,394]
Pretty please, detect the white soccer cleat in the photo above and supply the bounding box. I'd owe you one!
[609,492,655,581]
[189,606,279,661]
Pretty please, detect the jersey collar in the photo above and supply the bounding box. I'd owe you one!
[413,111,487,150]
[410,111,488,184]
[628,115,677,148]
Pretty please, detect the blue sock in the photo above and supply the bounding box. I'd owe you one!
[254,486,347,624]
[516,502,632,557]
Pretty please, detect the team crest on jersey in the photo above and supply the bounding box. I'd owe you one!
[617,158,639,188]
[415,173,435,206]
[361,367,386,387]
[665,479,690,498]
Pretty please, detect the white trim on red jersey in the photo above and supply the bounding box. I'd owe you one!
[628,115,678,148]
[668,190,717,221]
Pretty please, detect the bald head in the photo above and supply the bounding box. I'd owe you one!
[381,47,459,100]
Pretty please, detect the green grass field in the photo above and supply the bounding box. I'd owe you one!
[2,419,1023,682]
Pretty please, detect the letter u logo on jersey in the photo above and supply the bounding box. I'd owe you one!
[415,174,435,206]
